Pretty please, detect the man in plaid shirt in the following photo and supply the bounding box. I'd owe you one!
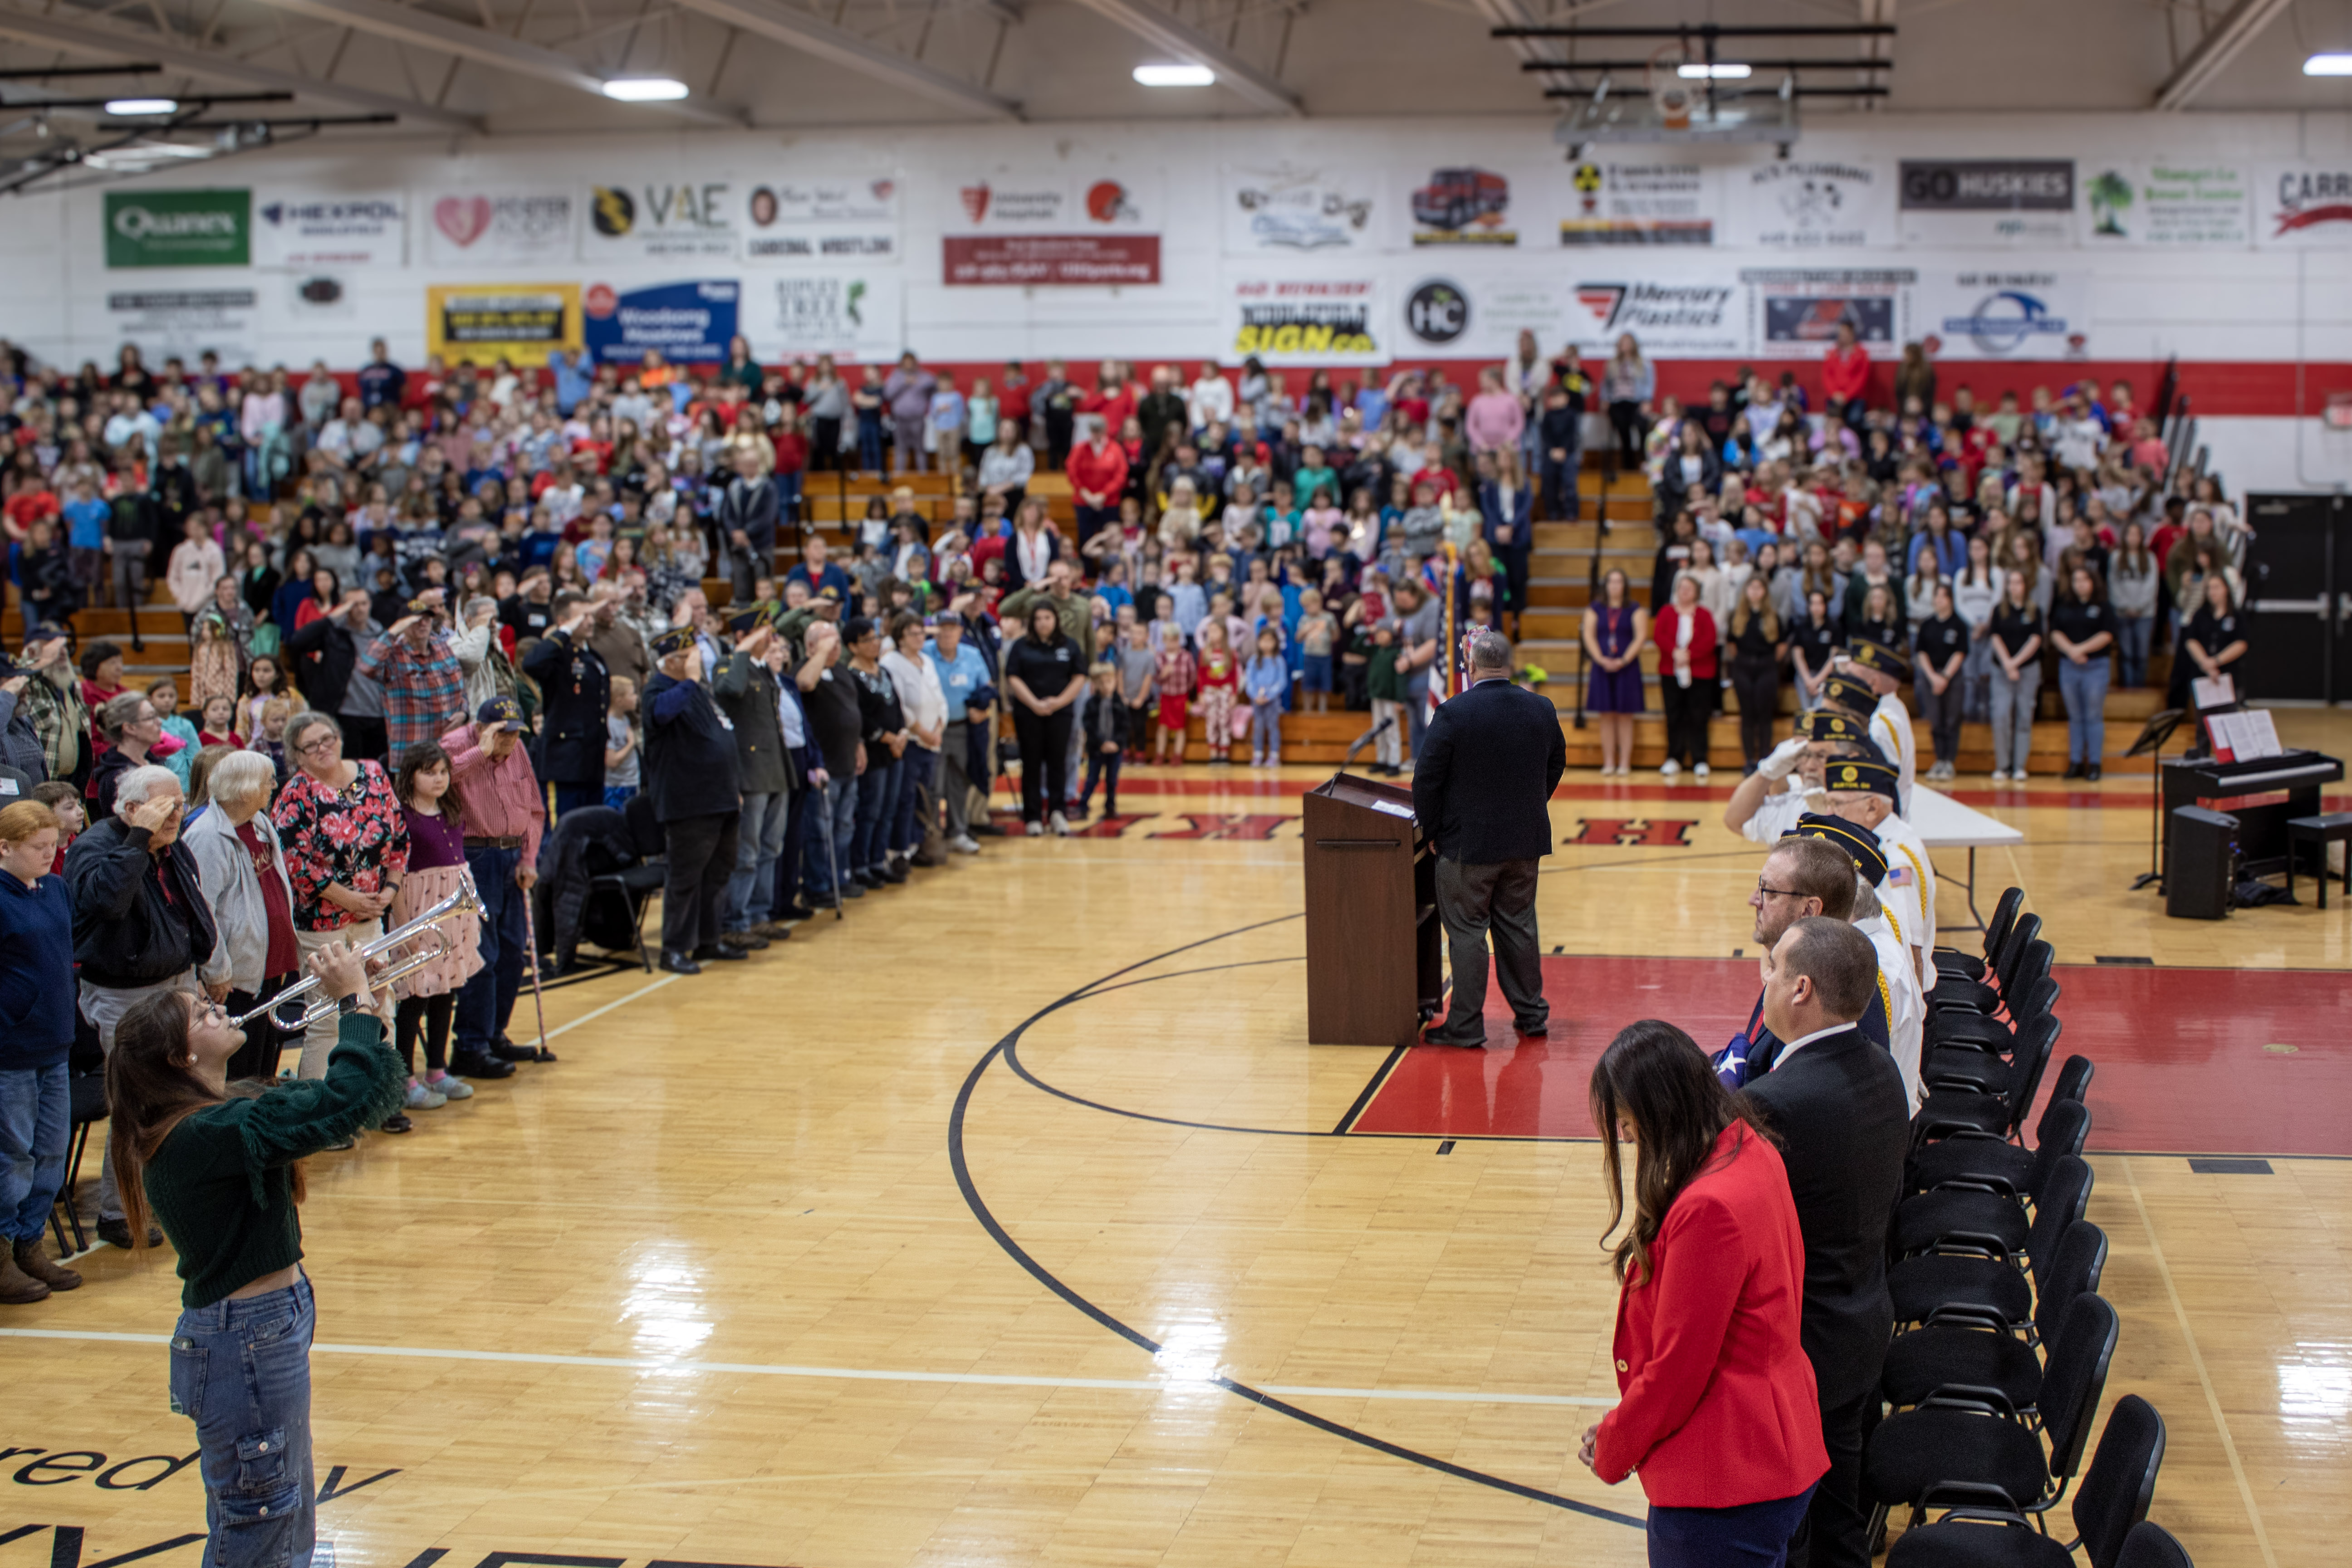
[357,590,468,766]
[14,624,88,786]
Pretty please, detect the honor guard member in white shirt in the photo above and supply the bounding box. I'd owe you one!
[1723,709,1879,845]
[1841,639,1916,817]
[1810,755,1935,995]
[1848,860,1925,1110]
[1781,812,1918,1105]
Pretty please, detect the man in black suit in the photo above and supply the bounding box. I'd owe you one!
[1743,914,1911,1568]
[521,589,612,819]
[715,447,782,604]
[1410,630,1566,1046]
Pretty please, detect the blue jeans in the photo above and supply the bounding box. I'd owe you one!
[454,847,525,1054]
[552,782,600,820]
[1080,745,1122,811]
[2058,655,2111,765]
[171,1274,317,1568]
[853,754,902,872]
[777,470,803,530]
[726,790,790,929]
[802,772,856,899]
[1251,704,1282,759]
[0,1062,68,1243]
[856,411,885,471]
[1647,1481,1816,1568]
[892,747,937,855]
[2115,614,2153,688]
[603,783,638,812]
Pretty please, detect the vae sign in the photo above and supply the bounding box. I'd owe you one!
[105,190,249,268]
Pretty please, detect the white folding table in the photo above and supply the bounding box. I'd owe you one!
[1909,784,2027,932]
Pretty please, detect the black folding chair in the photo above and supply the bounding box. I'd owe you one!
[1884,1393,2164,1568]
[47,1071,108,1257]
[1894,1101,2092,1262]
[1927,974,2059,1081]
[1936,888,2024,986]
[1866,1293,2120,1530]
[2116,1522,2193,1568]
[1915,1015,2063,1146]
[1888,1155,2092,1333]
[1911,1090,2091,1199]
[583,795,670,971]
[1935,913,2042,1018]
[1883,1220,2107,1413]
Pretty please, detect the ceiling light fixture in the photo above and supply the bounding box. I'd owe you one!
[103,97,179,114]
[2305,53,2352,75]
[601,76,688,101]
[1134,63,1215,87]
[1676,62,1751,79]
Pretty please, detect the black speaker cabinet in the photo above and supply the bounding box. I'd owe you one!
[2166,806,2238,921]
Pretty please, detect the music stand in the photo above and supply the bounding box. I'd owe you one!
[2125,707,2190,891]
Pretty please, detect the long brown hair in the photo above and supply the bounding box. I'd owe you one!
[393,739,466,824]
[104,990,305,1252]
[1589,1020,1774,1286]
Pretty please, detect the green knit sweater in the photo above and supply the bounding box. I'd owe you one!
[144,1014,407,1308]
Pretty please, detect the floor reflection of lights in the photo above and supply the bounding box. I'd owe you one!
[1150,1320,1230,1417]
[2277,1342,2352,1454]
[622,1245,715,1368]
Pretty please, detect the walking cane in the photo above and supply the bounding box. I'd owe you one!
[519,880,556,1062]
[823,786,846,920]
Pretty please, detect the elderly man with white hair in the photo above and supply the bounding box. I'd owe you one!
[181,749,303,1084]
[62,761,215,1249]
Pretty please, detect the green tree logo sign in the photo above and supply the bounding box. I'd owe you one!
[2089,170,2134,237]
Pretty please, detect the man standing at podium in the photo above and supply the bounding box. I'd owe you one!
[1411,631,1567,1046]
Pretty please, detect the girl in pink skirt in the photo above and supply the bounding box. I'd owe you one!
[384,741,486,1130]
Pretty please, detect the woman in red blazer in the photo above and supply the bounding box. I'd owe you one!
[1580,1019,1827,1565]
[1651,574,1719,777]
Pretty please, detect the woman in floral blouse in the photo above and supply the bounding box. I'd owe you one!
[270,711,408,1089]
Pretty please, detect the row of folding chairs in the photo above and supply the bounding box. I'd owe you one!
[1862,891,2192,1568]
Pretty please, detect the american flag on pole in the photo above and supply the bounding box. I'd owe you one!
[1424,541,1466,725]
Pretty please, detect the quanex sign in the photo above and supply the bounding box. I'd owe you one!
[104,190,250,268]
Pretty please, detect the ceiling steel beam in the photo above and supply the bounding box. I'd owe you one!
[2153,0,2293,109]
[1063,0,1301,116]
[0,5,482,130]
[667,0,1019,118]
[236,0,745,125]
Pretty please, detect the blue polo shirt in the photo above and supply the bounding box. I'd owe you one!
[64,496,110,550]
[924,639,992,715]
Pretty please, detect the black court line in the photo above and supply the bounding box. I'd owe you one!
[948,915,1645,1532]
[1333,1044,1409,1134]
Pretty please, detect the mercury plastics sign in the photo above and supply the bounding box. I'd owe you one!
[1568,277,1744,354]
[106,190,250,268]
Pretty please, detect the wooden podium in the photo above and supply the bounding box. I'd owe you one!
[1302,771,1442,1046]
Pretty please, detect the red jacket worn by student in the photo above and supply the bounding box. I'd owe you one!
[1590,1122,1828,1508]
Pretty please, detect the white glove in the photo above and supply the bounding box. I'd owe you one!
[1758,737,1808,782]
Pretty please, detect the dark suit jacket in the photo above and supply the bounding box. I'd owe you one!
[1410,677,1566,865]
[1740,1026,1911,1405]
[1478,481,1534,559]
[520,625,611,786]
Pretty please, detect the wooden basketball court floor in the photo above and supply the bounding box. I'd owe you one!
[7,712,2351,1568]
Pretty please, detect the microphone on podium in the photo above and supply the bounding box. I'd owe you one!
[1339,716,1395,778]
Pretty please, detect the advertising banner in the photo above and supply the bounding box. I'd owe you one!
[945,168,1161,285]
[2253,164,2352,248]
[1396,272,1596,359]
[1558,159,1719,247]
[1898,160,2074,246]
[105,190,250,268]
[105,288,257,359]
[757,273,903,359]
[1730,160,1894,251]
[1562,267,1746,355]
[253,192,405,268]
[423,190,575,266]
[2081,163,2250,247]
[583,181,738,261]
[583,279,739,365]
[282,272,359,322]
[1914,269,2087,359]
[1743,268,1913,356]
[1222,164,1382,253]
[425,283,583,365]
[1405,165,1520,247]
[942,235,1159,286]
[1218,276,1386,366]
[743,177,898,260]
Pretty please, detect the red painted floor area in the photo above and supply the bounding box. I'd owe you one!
[1351,955,2352,1157]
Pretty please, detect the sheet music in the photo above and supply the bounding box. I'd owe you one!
[1371,799,1414,819]
[2191,674,2237,711]
[2204,711,2245,762]
[2231,708,2283,760]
